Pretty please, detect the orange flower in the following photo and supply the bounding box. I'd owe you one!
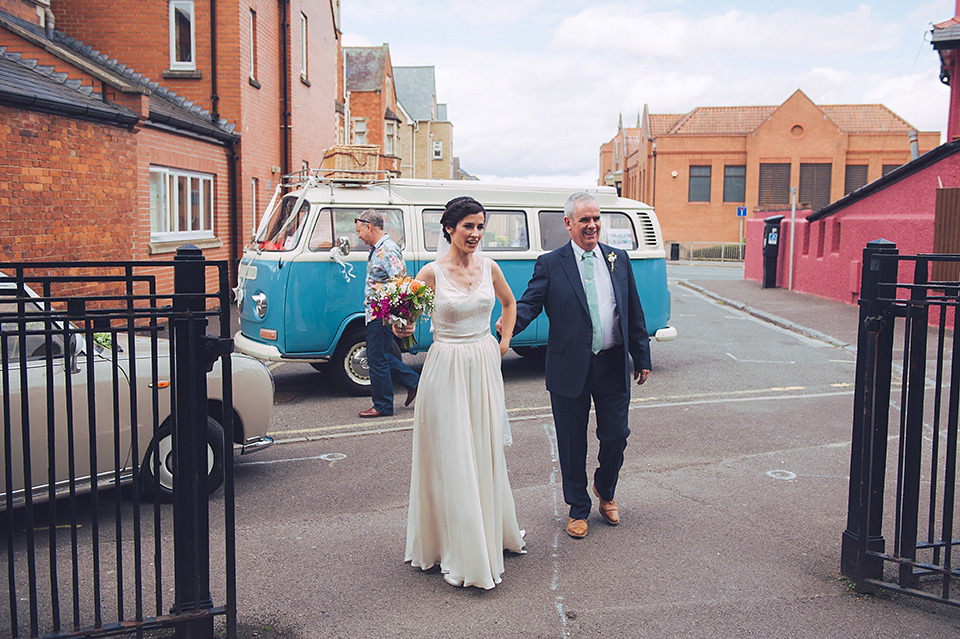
[409,280,421,293]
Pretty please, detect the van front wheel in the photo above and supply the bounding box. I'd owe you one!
[330,327,403,396]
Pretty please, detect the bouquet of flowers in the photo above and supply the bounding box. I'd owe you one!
[369,275,435,350]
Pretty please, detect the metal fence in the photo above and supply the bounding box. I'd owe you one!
[0,247,236,638]
[842,239,960,608]
[667,241,745,262]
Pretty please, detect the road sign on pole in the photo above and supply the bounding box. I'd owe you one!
[736,206,747,217]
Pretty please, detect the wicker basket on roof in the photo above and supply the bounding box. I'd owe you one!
[320,144,382,180]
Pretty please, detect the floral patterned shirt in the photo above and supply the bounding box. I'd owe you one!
[364,234,406,323]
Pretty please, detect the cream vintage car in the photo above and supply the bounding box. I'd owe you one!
[0,277,274,507]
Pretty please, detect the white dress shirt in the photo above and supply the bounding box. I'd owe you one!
[570,241,622,351]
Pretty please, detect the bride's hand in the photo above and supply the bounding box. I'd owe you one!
[392,323,415,338]
[499,338,510,358]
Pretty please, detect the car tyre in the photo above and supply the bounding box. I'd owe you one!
[329,326,402,396]
[141,416,225,502]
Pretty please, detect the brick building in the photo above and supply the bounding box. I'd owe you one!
[393,65,455,179]
[343,44,401,174]
[0,0,239,295]
[739,9,960,310]
[599,90,940,247]
[1,0,341,285]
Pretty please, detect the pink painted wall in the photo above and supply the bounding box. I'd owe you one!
[744,151,960,305]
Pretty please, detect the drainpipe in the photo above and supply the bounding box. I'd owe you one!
[228,139,239,287]
[279,0,291,175]
[788,186,797,291]
[651,140,657,207]
[908,129,919,160]
[210,0,219,121]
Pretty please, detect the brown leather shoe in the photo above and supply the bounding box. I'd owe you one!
[404,386,418,407]
[566,518,588,538]
[593,486,620,525]
[358,407,389,418]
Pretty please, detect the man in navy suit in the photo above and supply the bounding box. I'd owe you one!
[512,192,651,538]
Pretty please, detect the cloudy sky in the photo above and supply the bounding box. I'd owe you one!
[342,0,955,186]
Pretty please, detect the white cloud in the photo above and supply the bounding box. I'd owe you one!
[552,4,901,59]
[342,1,955,181]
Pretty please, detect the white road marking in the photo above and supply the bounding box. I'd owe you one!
[726,352,796,364]
[542,421,569,638]
[237,452,347,466]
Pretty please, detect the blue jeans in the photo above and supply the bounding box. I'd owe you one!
[366,320,420,415]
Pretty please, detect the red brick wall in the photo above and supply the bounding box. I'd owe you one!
[0,0,46,24]
[0,104,137,264]
[52,0,217,113]
[46,0,339,272]
[289,0,338,169]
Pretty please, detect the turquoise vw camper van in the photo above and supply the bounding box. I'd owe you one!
[234,172,676,395]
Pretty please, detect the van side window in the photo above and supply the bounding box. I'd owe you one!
[422,209,529,251]
[600,212,638,250]
[483,210,528,250]
[538,211,568,251]
[308,209,333,250]
[314,208,405,252]
[538,211,638,250]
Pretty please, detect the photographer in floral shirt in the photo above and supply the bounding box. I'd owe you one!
[355,210,420,418]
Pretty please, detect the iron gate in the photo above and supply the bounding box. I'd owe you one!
[0,247,237,638]
[842,239,960,607]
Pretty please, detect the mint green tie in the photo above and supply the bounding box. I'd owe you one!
[582,250,603,354]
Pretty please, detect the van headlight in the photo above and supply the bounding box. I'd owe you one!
[252,292,267,318]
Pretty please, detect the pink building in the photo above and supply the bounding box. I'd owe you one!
[744,141,960,303]
[744,5,960,304]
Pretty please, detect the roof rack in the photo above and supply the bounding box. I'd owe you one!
[278,168,398,204]
[279,168,396,189]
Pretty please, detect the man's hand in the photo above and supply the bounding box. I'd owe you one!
[392,323,415,338]
[495,317,503,334]
[634,369,650,385]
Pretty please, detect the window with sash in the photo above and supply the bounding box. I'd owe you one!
[149,167,214,240]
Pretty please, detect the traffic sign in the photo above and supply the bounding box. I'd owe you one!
[736,206,747,217]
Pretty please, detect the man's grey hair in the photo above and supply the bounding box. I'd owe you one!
[357,209,384,229]
[564,192,599,219]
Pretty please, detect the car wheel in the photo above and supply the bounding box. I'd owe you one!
[141,416,225,502]
[330,327,371,396]
[329,326,401,396]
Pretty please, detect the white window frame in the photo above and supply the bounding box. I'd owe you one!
[150,166,215,241]
[385,122,395,155]
[248,9,257,81]
[432,140,443,160]
[352,118,368,145]
[169,0,196,71]
[300,12,308,81]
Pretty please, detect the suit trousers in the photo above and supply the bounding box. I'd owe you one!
[549,345,631,520]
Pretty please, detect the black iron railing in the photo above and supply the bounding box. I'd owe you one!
[842,239,960,607]
[0,246,236,638]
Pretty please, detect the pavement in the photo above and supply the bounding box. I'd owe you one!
[225,267,960,638]
[679,276,861,352]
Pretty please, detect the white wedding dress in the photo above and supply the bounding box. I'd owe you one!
[405,258,525,589]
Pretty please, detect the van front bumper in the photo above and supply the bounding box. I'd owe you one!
[654,326,678,342]
[233,331,331,364]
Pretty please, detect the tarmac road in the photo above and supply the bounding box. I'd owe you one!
[6,263,958,638]
[222,264,960,638]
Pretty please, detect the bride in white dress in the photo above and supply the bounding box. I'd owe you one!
[394,196,526,589]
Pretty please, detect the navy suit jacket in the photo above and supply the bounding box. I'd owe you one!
[514,241,652,398]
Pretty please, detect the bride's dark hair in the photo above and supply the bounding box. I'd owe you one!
[440,196,487,242]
